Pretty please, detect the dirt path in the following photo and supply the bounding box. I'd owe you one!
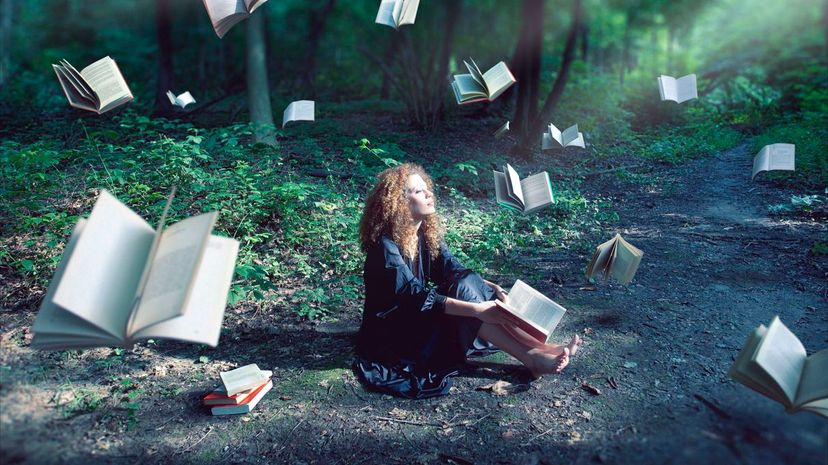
[1,143,826,465]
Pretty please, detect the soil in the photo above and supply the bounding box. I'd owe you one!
[1,140,826,465]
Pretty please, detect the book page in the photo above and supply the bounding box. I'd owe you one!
[172,91,195,108]
[752,146,770,179]
[52,191,155,339]
[203,0,246,28]
[58,61,99,107]
[32,220,124,346]
[221,363,271,396]
[374,0,397,28]
[570,131,585,148]
[53,65,97,112]
[657,76,665,100]
[505,280,566,340]
[562,124,580,146]
[493,121,510,139]
[767,143,795,171]
[659,75,678,101]
[728,325,786,403]
[399,0,420,26]
[481,61,516,101]
[80,57,132,111]
[131,211,218,333]
[676,74,698,103]
[132,235,239,346]
[464,59,486,89]
[521,172,554,213]
[504,164,525,208]
[753,316,808,405]
[282,100,315,127]
[452,74,487,100]
[548,124,563,146]
[586,235,618,279]
[245,0,268,14]
[493,170,521,211]
[795,348,828,407]
[611,236,643,284]
[541,132,554,150]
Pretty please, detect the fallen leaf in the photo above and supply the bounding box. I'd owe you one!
[623,361,638,369]
[581,383,601,395]
[388,407,410,419]
[476,380,526,396]
[579,286,596,292]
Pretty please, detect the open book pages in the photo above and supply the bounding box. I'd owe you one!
[493,165,554,214]
[220,364,274,396]
[542,123,585,149]
[211,379,273,415]
[752,143,795,180]
[282,100,315,127]
[375,0,420,29]
[585,233,643,285]
[202,0,267,38]
[30,189,239,350]
[53,56,133,114]
[495,280,567,344]
[166,90,196,109]
[657,74,697,103]
[451,59,516,105]
[493,121,510,139]
[730,316,828,418]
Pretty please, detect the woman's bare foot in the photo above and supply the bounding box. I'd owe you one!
[539,334,583,357]
[528,347,570,378]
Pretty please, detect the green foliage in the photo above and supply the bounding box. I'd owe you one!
[751,113,828,188]
[632,121,742,165]
[810,242,828,256]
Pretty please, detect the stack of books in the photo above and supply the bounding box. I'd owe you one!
[203,364,273,416]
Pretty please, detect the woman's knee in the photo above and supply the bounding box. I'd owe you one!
[445,271,494,303]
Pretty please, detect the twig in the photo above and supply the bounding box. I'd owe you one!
[181,426,213,453]
[374,416,443,427]
[694,394,732,420]
[522,426,563,446]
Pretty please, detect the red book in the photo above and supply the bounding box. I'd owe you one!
[202,379,268,406]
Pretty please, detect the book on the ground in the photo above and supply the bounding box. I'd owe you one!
[166,90,196,109]
[494,280,567,344]
[451,58,516,105]
[31,189,240,350]
[585,233,643,285]
[202,0,268,39]
[493,164,554,214]
[752,143,795,180]
[542,123,585,150]
[494,121,510,139]
[203,385,257,406]
[211,379,273,415]
[657,74,697,103]
[220,364,273,396]
[729,316,827,419]
[282,100,315,128]
[52,56,133,114]
[375,0,420,30]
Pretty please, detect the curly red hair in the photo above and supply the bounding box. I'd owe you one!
[359,163,444,259]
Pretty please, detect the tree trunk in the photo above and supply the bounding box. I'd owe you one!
[0,0,12,86]
[512,0,544,138]
[824,0,828,64]
[666,25,674,74]
[379,34,401,99]
[246,11,276,146]
[515,0,582,154]
[620,14,631,87]
[429,0,462,126]
[295,0,337,97]
[153,0,174,116]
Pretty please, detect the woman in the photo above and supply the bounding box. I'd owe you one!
[354,163,582,399]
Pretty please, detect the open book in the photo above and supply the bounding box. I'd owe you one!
[542,123,585,150]
[31,189,240,350]
[585,233,643,285]
[166,90,196,109]
[282,100,315,128]
[52,56,133,114]
[451,59,516,105]
[752,143,795,180]
[493,164,554,214]
[730,316,827,418]
[202,0,268,38]
[495,280,567,344]
[493,121,510,139]
[657,74,697,103]
[220,364,273,396]
[375,0,420,30]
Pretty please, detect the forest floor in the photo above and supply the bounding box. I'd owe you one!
[1,133,827,464]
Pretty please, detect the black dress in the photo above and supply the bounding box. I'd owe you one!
[354,231,497,399]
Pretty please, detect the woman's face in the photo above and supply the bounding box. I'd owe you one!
[405,173,435,220]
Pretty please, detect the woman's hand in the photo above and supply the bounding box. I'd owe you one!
[483,279,509,304]
[474,301,512,325]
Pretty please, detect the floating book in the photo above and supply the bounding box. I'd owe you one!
[494,280,567,344]
[282,100,315,128]
[31,189,240,350]
[375,0,420,30]
[451,58,516,105]
[220,364,273,396]
[657,74,697,103]
[210,379,273,415]
[493,164,554,214]
[542,123,585,150]
[493,121,510,139]
[202,0,268,39]
[585,233,643,285]
[730,316,827,419]
[166,90,196,109]
[752,143,795,180]
[52,56,133,114]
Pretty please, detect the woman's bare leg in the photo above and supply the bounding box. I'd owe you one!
[503,325,583,357]
[477,323,571,378]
